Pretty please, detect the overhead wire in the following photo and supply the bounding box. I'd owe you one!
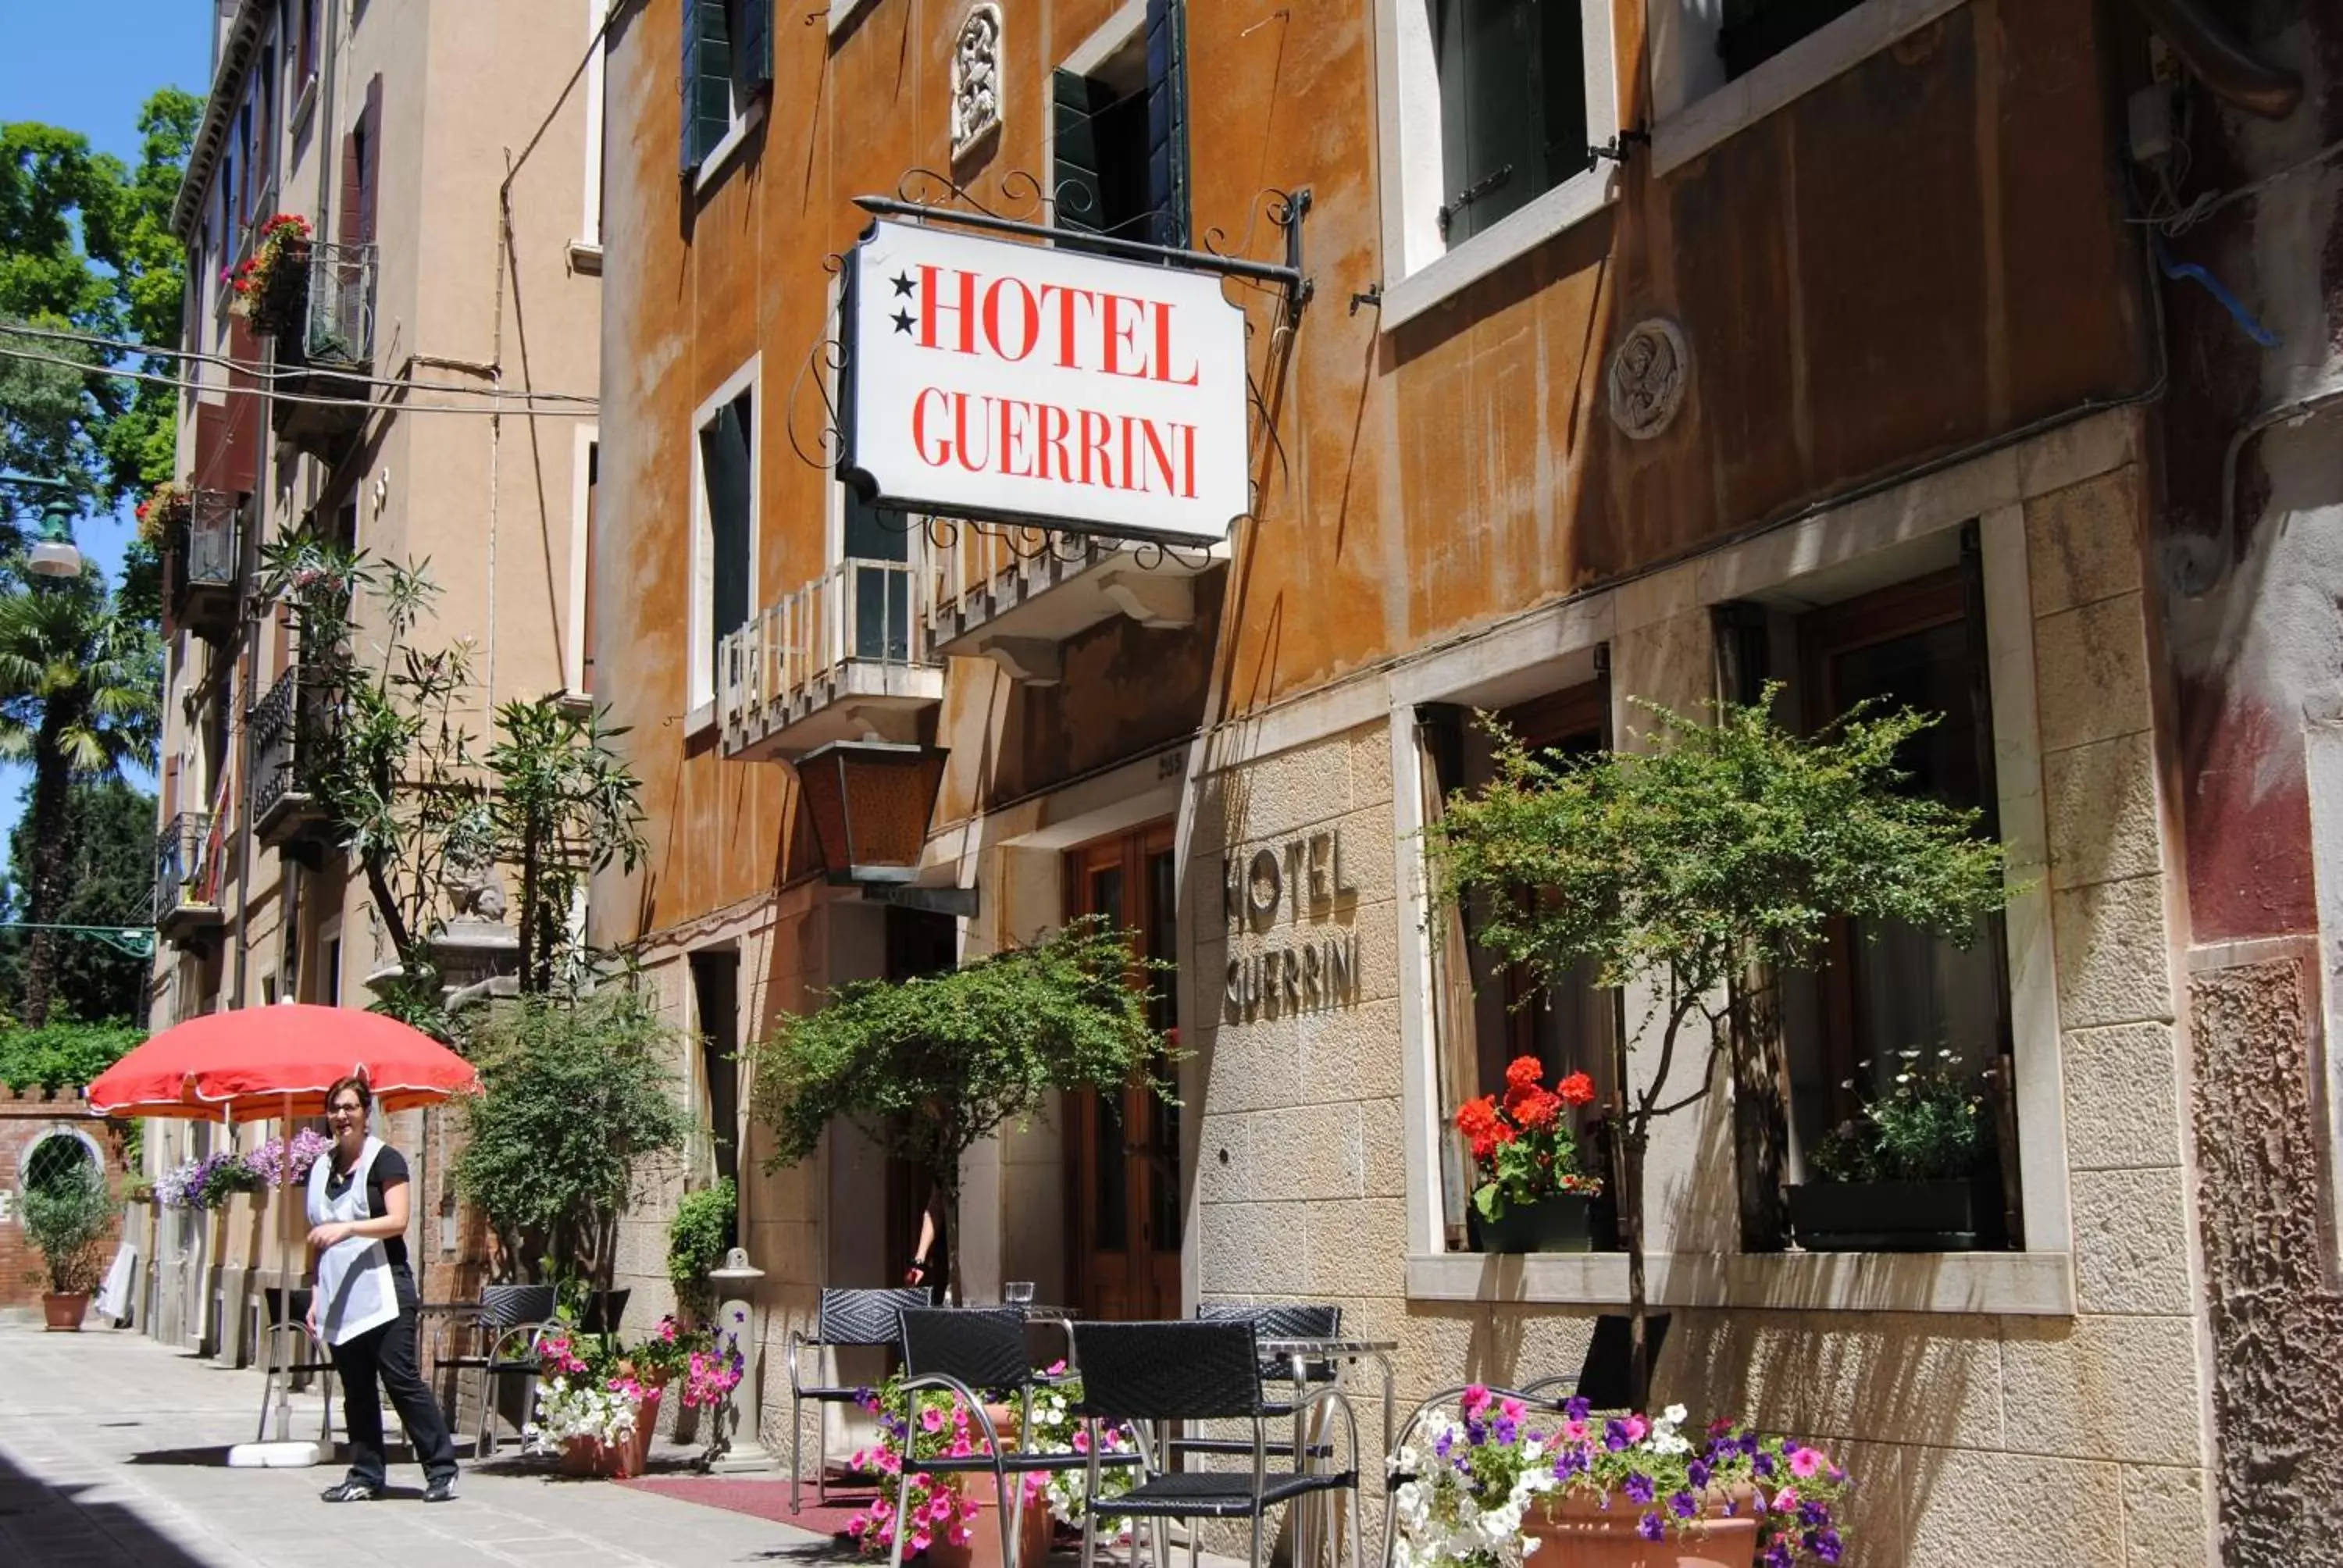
[0,343,592,419]
[0,320,598,405]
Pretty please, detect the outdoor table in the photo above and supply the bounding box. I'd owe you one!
[1257,1335,1396,1568]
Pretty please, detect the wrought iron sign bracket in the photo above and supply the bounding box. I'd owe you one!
[853,186,1315,327]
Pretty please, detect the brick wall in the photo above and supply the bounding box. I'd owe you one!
[0,1085,130,1309]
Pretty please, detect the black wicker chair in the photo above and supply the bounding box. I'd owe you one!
[884,1309,1143,1568]
[790,1285,931,1512]
[1072,1319,1361,1568]
[432,1283,559,1462]
[253,1286,337,1446]
[1177,1303,1343,1463]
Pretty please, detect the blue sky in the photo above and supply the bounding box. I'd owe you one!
[2,0,212,829]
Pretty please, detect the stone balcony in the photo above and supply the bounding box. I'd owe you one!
[920,524,1221,684]
[719,558,943,761]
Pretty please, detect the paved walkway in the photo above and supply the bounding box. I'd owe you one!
[0,1319,835,1567]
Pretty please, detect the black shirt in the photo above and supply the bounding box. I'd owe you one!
[323,1143,410,1271]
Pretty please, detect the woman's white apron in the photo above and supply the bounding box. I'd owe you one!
[307,1135,399,1345]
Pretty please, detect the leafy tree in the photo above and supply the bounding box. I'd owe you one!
[0,1017,142,1092]
[449,987,691,1286]
[0,573,159,1025]
[752,916,1172,1299]
[259,536,647,1007]
[1424,691,2013,1407]
[0,778,157,1022]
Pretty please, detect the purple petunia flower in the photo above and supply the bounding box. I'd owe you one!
[1434,1431,1453,1459]
[1669,1491,1696,1520]
[1492,1417,1518,1445]
[1637,1514,1664,1542]
[1553,1450,1589,1481]
[1603,1419,1632,1452]
[1754,1452,1777,1479]
[1624,1474,1655,1505]
[1564,1396,1592,1421]
[1799,1502,1829,1528]
[1813,1529,1844,1564]
[1688,1459,1712,1488]
[1464,1420,1488,1447]
[1763,1547,1793,1568]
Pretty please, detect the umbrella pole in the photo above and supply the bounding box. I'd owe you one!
[273,1091,294,1444]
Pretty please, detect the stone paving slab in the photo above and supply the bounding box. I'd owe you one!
[0,1322,829,1566]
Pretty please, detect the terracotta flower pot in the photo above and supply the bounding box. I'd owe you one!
[922,1476,1053,1568]
[1521,1490,1759,1568]
[558,1388,662,1480]
[41,1292,89,1332]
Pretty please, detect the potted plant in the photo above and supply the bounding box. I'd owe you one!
[844,1366,1134,1568]
[665,1177,736,1327]
[1391,1386,1853,1568]
[21,1163,114,1331]
[1788,1049,1999,1251]
[753,915,1171,1302]
[1425,692,2013,1406]
[228,212,312,335]
[1455,1057,1603,1252]
[526,1316,742,1479]
[135,481,191,546]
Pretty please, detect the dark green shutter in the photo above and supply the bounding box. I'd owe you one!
[1434,0,1588,244]
[1143,0,1189,248]
[737,0,772,88]
[680,0,734,170]
[702,394,753,677]
[1053,69,1108,236]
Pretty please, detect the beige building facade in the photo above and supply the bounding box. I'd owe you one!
[136,0,608,1360]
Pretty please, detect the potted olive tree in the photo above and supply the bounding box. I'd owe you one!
[752,915,1168,1303]
[23,1162,115,1331]
[1425,690,2012,1408]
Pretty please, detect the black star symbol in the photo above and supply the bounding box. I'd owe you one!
[890,271,916,298]
[891,308,915,335]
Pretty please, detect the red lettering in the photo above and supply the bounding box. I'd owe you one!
[982,278,1040,362]
[1039,404,1071,482]
[1177,421,1196,498]
[919,265,978,354]
[1139,419,1177,496]
[951,392,989,471]
[1039,284,1096,369]
[998,397,1031,478]
[1151,301,1199,386]
[1080,409,1114,488]
[1101,294,1147,378]
[911,387,953,466]
[1119,414,1138,489]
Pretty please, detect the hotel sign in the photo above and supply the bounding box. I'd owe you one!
[840,219,1250,547]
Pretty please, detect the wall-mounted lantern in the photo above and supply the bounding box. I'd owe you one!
[791,739,975,916]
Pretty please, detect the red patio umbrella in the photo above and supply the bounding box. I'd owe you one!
[88,1004,480,1461]
[87,1003,479,1122]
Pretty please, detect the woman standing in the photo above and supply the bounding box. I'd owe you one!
[305,1074,459,1502]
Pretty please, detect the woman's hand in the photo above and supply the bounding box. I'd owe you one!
[903,1261,928,1287]
[305,1299,320,1340]
[308,1221,354,1249]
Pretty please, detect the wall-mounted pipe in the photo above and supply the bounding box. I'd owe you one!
[2125,0,2302,120]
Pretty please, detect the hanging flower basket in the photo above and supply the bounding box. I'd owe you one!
[228,214,313,337]
[136,482,191,546]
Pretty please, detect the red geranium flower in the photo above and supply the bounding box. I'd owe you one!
[1557,1071,1597,1107]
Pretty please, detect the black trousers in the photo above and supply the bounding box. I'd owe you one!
[326,1267,457,1488]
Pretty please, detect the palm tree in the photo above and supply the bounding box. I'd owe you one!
[0,571,159,1025]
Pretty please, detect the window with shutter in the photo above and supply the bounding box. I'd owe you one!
[700,389,754,685]
[1050,10,1175,248]
[1432,0,1590,246]
[680,0,774,174]
[1142,0,1189,248]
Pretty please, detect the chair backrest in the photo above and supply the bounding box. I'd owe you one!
[261,1285,314,1327]
[817,1285,931,1348]
[576,1288,630,1335]
[1072,1319,1265,1423]
[1574,1313,1671,1410]
[1197,1300,1341,1341]
[480,1283,558,1331]
[900,1307,1031,1393]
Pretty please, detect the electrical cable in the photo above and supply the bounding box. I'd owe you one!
[0,320,598,405]
[0,344,592,419]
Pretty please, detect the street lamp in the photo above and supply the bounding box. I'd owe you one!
[27,498,84,579]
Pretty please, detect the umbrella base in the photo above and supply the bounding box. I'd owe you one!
[227,1440,326,1469]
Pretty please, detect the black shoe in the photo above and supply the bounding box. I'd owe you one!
[423,1477,458,1504]
[320,1481,381,1502]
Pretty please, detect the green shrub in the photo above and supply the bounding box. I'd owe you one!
[0,1020,143,1092]
[21,1164,113,1295]
[667,1178,736,1325]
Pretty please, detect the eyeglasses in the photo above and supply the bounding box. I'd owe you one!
[327,1103,366,1117]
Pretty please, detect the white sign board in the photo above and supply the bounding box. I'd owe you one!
[841,219,1250,547]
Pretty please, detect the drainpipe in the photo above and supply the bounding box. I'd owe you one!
[2220,379,2343,574]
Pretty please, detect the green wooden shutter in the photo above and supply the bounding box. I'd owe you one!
[737,0,772,88]
[701,394,754,675]
[1053,69,1108,236]
[1143,0,1189,248]
[679,0,734,170]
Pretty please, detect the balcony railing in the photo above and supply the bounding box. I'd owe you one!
[719,558,941,759]
[251,665,339,846]
[180,488,240,588]
[153,811,225,937]
[302,241,376,367]
[920,519,1211,682]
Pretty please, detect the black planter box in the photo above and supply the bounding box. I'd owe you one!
[1786,1178,1992,1253]
[1468,1192,1599,1254]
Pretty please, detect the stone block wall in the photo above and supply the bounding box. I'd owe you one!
[1185,450,2220,1566]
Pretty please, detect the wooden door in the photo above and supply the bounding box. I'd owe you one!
[1065,824,1182,1320]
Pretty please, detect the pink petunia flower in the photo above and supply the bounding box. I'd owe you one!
[922,1406,947,1432]
[1460,1384,1492,1417]
[1623,1415,1649,1443]
[1788,1447,1823,1479]
[1773,1487,1801,1514]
